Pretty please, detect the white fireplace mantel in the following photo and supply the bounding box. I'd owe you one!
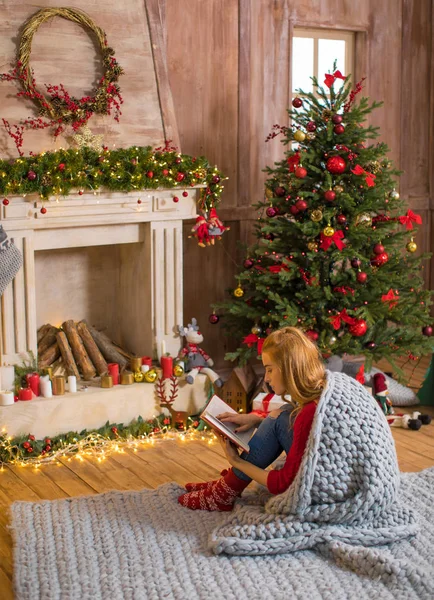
[0,189,200,366]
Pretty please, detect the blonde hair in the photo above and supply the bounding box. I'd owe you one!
[262,327,326,410]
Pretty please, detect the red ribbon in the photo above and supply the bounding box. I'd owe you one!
[287,152,300,173]
[242,334,264,355]
[351,164,376,187]
[381,289,399,309]
[324,70,346,88]
[398,210,422,230]
[268,265,289,273]
[319,229,346,251]
[333,286,355,296]
[329,309,357,330]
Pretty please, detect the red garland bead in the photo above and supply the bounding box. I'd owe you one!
[295,199,308,211]
[27,171,37,181]
[332,114,343,124]
[373,243,385,255]
[333,124,345,135]
[324,190,336,202]
[173,196,179,203]
[209,313,220,324]
[40,207,47,214]
[326,156,346,174]
[365,341,376,350]
[336,214,347,225]
[78,190,84,196]
[351,258,362,268]
[356,271,367,283]
[137,199,142,204]
[2,198,9,206]
[162,169,169,176]
[243,258,254,269]
[212,175,220,184]
[146,171,154,178]
[58,163,66,171]
[176,172,185,182]
[294,166,307,179]
[182,191,188,197]
[348,319,367,337]
[305,330,319,341]
[175,157,182,164]
[292,97,303,108]
[29,435,35,441]
[306,121,317,132]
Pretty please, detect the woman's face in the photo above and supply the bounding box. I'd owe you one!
[262,351,285,396]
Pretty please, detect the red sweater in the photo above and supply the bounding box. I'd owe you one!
[266,401,317,495]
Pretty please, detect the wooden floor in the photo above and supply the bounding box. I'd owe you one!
[0,355,433,598]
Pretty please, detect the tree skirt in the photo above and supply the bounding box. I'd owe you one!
[10,469,434,600]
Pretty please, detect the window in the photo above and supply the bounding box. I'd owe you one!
[292,29,355,98]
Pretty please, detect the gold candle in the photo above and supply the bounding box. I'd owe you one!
[130,357,142,372]
[101,375,113,388]
[120,372,134,385]
[52,376,65,396]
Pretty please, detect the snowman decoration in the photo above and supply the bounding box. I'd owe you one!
[177,318,223,387]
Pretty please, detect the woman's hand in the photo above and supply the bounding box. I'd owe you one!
[216,412,263,432]
[219,437,242,467]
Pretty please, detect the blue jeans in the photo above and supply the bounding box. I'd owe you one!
[233,405,294,482]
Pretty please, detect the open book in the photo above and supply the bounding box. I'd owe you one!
[200,395,253,453]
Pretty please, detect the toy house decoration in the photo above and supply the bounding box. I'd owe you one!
[217,364,257,413]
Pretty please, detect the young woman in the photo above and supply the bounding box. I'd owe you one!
[178,327,326,511]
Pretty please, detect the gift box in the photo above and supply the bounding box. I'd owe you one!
[252,392,288,415]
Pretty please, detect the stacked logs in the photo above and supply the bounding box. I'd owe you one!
[37,320,130,380]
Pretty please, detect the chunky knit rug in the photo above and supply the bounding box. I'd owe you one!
[10,468,434,600]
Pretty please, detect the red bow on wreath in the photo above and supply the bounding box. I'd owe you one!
[329,309,356,330]
[242,334,264,355]
[398,210,422,230]
[324,70,346,88]
[381,289,399,309]
[320,230,346,251]
[351,164,376,187]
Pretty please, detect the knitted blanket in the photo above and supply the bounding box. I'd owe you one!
[210,371,416,557]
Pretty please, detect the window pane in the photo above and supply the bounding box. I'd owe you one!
[292,37,314,93]
[318,39,346,90]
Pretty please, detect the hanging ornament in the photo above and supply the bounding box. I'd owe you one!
[356,271,367,283]
[310,209,323,222]
[251,324,262,336]
[173,362,184,377]
[40,207,47,214]
[365,341,376,350]
[265,187,274,199]
[209,311,220,324]
[336,214,347,225]
[295,199,308,211]
[354,212,372,227]
[406,239,417,253]
[289,205,299,215]
[333,185,344,194]
[243,258,254,269]
[292,97,303,108]
[370,252,389,267]
[333,124,345,135]
[266,206,278,217]
[324,190,336,202]
[332,114,343,124]
[2,198,9,206]
[373,243,385,255]
[234,285,244,298]
[348,319,368,337]
[173,196,179,203]
[212,175,220,184]
[323,225,335,237]
[306,121,317,132]
[294,166,307,178]
[390,189,400,200]
[351,258,362,269]
[326,156,346,174]
[307,241,319,251]
[144,369,158,383]
[27,170,37,181]
[293,130,306,143]
[275,186,286,197]
[422,325,433,337]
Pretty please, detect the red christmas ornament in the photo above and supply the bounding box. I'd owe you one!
[173,196,179,203]
[351,258,362,269]
[266,206,277,217]
[289,205,299,215]
[295,166,307,179]
[209,313,220,324]
[176,172,185,182]
[326,156,346,174]
[333,124,345,135]
[324,190,336,202]
[146,171,154,178]
[336,214,347,225]
[275,186,286,197]
[27,171,37,181]
[306,121,317,132]
[371,252,389,266]
[131,159,138,166]
[422,325,433,337]
[348,319,368,337]
[305,330,319,342]
[137,199,142,204]
[365,341,376,350]
[295,199,308,211]
[29,435,35,441]
[373,243,385,255]
[212,175,221,184]
[182,191,188,197]
[162,169,169,176]
[356,271,367,283]
[243,258,254,269]
[332,114,343,124]
[2,198,9,206]
[40,207,47,214]
[175,157,182,164]
[292,97,303,108]
[78,190,84,196]
[58,163,66,171]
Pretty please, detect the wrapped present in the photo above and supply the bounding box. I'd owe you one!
[251,392,287,417]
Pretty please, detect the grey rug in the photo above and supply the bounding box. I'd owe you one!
[11,469,434,600]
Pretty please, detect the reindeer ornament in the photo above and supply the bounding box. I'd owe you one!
[178,318,223,387]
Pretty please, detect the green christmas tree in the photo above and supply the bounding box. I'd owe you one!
[218,67,433,374]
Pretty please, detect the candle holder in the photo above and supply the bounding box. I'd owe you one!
[120,372,134,385]
[101,375,113,388]
[52,376,65,396]
[130,357,142,372]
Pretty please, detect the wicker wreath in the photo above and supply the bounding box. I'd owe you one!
[17,7,123,125]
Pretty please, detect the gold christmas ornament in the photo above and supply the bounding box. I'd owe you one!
[333,185,344,194]
[306,132,316,141]
[323,225,335,237]
[390,189,400,200]
[310,209,323,222]
[265,187,274,199]
[366,160,381,174]
[354,212,372,227]
[251,325,262,336]
[406,239,417,253]
[234,285,244,298]
[71,125,104,152]
[293,130,306,143]
[144,368,157,383]
[133,371,145,383]
[173,363,184,377]
[307,241,319,251]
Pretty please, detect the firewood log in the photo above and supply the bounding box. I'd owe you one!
[37,324,51,344]
[38,325,59,356]
[56,331,80,380]
[38,343,60,368]
[84,323,129,369]
[77,321,108,376]
[62,320,96,380]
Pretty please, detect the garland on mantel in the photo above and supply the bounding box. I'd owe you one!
[0,143,226,217]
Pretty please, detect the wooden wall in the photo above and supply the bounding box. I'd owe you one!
[165,0,434,367]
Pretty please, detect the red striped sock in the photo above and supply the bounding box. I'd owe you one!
[178,469,249,511]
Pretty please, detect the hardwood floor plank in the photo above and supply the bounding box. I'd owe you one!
[109,448,172,489]
[8,465,69,501]
[0,566,13,599]
[39,462,98,497]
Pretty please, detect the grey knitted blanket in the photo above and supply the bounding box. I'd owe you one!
[10,468,434,599]
[210,371,415,557]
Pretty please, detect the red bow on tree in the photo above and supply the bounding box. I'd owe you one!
[381,289,399,309]
[268,265,289,273]
[319,230,346,251]
[351,164,376,187]
[242,334,264,355]
[287,152,300,173]
[333,286,355,296]
[324,70,346,88]
[329,309,356,330]
[398,210,422,230]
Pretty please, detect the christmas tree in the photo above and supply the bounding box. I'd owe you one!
[218,67,433,374]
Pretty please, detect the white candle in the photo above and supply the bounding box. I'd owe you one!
[68,375,77,393]
[141,365,150,373]
[40,374,50,383]
[0,366,15,391]
[161,340,166,357]
[40,380,52,398]
[0,391,14,406]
